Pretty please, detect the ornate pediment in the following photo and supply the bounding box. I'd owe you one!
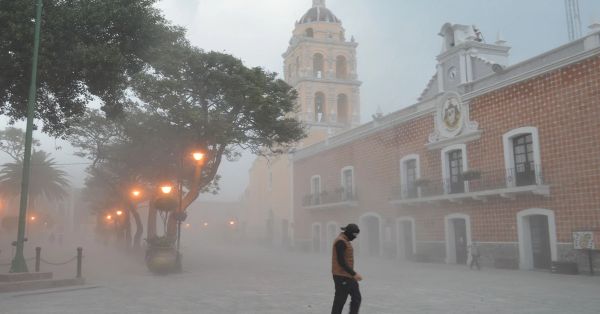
[428,92,481,149]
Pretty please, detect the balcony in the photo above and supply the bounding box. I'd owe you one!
[302,188,358,210]
[390,166,550,206]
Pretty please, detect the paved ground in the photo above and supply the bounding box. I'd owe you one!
[1,240,600,314]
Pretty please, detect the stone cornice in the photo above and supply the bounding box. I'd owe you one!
[293,99,436,161]
[291,77,362,87]
[282,38,358,58]
[463,44,600,101]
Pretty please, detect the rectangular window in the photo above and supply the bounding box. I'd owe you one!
[513,134,536,186]
[342,169,354,200]
[311,176,321,205]
[405,160,418,198]
[448,150,464,194]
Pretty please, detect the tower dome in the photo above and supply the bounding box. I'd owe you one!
[298,0,341,24]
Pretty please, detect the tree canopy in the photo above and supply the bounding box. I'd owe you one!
[0,0,185,135]
[68,48,306,212]
[0,150,70,204]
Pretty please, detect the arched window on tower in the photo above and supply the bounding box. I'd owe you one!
[296,56,300,77]
[306,28,314,38]
[336,56,347,79]
[337,94,349,125]
[314,92,325,122]
[313,53,324,78]
[288,64,293,80]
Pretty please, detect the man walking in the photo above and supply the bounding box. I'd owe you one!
[469,242,481,270]
[331,223,362,314]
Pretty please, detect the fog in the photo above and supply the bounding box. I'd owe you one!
[2,0,600,313]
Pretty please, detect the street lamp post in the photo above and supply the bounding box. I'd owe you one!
[175,151,204,272]
[11,0,43,273]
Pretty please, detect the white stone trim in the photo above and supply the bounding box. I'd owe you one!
[359,212,384,257]
[503,127,542,187]
[311,222,323,253]
[516,208,557,270]
[441,144,469,194]
[396,217,417,259]
[444,213,472,264]
[340,166,355,198]
[310,175,322,196]
[400,154,421,198]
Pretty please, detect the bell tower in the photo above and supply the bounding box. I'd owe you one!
[282,0,361,139]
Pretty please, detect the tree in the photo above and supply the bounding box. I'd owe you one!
[68,47,306,241]
[0,150,70,210]
[0,0,186,135]
[130,47,306,237]
[0,127,40,161]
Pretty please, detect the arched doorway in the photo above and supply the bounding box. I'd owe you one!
[397,217,416,261]
[326,222,339,251]
[312,223,322,253]
[445,213,471,264]
[359,213,382,257]
[517,208,557,270]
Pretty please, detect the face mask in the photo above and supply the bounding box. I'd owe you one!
[345,230,358,241]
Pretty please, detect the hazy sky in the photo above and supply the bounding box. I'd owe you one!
[2,0,599,201]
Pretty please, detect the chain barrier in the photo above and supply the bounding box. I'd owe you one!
[39,255,79,266]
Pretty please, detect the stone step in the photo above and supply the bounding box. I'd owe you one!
[0,277,85,293]
[0,272,53,282]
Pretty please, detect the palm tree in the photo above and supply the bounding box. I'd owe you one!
[0,150,70,210]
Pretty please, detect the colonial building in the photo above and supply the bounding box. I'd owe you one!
[242,0,361,246]
[292,22,600,272]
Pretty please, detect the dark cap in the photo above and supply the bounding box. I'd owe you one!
[341,223,360,233]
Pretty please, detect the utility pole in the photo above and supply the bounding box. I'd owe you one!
[11,0,43,273]
[565,0,582,41]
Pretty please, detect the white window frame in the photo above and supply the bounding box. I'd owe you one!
[310,175,322,204]
[400,154,421,198]
[503,127,542,187]
[340,166,355,200]
[441,144,469,194]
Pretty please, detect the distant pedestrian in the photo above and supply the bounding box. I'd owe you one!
[331,223,362,314]
[469,242,481,270]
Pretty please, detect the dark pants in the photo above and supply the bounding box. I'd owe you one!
[470,255,481,270]
[331,275,361,314]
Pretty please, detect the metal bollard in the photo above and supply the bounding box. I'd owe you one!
[35,247,41,272]
[76,247,83,278]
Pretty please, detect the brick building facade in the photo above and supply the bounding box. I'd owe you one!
[292,23,600,272]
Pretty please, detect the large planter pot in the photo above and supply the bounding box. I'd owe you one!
[146,247,178,274]
[154,196,178,212]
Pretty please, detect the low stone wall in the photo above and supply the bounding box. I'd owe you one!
[557,244,600,274]
[479,243,519,269]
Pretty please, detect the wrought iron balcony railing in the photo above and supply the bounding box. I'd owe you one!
[391,165,547,203]
[303,188,358,208]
